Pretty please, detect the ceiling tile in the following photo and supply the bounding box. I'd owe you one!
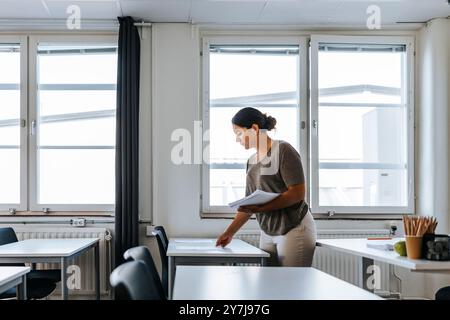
[44,0,120,19]
[190,0,266,23]
[120,0,192,22]
[259,0,342,24]
[0,0,51,19]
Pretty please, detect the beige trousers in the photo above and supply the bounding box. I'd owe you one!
[259,211,317,267]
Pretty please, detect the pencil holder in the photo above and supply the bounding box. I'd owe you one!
[406,236,423,259]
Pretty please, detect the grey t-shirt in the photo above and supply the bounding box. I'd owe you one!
[245,140,309,236]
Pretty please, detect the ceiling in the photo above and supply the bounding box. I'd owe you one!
[0,0,449,27]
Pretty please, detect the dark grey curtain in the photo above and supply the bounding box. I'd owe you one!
[115,16,140,267]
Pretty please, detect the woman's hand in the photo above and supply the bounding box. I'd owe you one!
[216,231,233,248]
[237,205,262,214]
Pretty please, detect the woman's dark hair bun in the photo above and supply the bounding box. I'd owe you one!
[232,107,277,131]
[264,114,277,131]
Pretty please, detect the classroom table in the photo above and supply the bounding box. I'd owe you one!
[167,238,269,298]
[0,238,100,300]
[0,266,30,300]
[173,265,383,300]
[316,238,450,292]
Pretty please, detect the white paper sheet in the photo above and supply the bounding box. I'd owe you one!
[228,189,280,211]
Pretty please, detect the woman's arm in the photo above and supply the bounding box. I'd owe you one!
[239,183,305,214]
[216,211,252,247]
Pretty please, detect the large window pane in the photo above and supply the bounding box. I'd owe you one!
[208,45,300,207]
[317,43,409,208]
[36,44,117,206]
[0,43,21,205]
[38,149,115,204]
[0,149,20,204]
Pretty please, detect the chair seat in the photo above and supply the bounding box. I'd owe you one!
[436,286,450,300]
[0,278,57,300]
[28,269,61,283]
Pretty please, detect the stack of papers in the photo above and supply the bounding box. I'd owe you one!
[228,190,280,211]
[366,240,395,251]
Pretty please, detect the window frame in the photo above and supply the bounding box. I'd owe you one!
[0,34,118,214]
[201,36,309,215]
[0,35,28,212]
[28,35,118,212]
[309,35,415,215]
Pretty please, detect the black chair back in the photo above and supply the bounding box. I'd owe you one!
[152,229,168,297]
[123,246,166,299]
[436,286,450,300]
[110,261,163,300]
[0,227,24,267]
[0,227,19,245]
[154,226,169,247]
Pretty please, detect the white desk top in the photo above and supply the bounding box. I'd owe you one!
[167,238,269,258]
[0,267,30,287]
[317,238,450,271]
[173,266,383,300]
[0,238,99,258]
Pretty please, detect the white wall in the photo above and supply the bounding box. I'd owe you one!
[417,18,450,234]
[416,18,450,299]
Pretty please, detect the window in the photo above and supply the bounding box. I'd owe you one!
[0,35,117,213]
[202,37,308,214]
[0,38,26,211]
[310,36,414,214]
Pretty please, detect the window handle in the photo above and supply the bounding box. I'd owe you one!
[31,120,36,136]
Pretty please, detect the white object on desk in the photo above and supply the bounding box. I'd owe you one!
[167,238,269,299]
[0,266,30,299]
[173,266,383,300]
[366,239,395,251]
[0,239,100,300]
[228,189,280,211]
[168,238,269,257]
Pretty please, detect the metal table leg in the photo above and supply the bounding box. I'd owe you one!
[94,244,100,300]
[61,257,68,300]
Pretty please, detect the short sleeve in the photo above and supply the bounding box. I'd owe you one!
[279,143,305,187]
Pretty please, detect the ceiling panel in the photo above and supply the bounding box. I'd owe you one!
[190,0,266,23]
[259,0,342,24]
[0,0,449,26]
[0,0,51,19]
[120,0,191,22]
[335,0,450,24]
[44,0,120,19]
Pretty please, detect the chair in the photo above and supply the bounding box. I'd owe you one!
[152,229,168,297]
[110,260,164,300]
[154,226,169,248]
[435,286,450,300]
[0,227,59,299]
[123,246,166,299]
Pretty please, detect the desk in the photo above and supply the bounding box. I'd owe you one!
[316,238,450,291]
[167,238,269,298]
[173,266,383,300]
[0,238,100,300]
[0,267,30,300]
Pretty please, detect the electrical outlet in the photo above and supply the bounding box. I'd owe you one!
[71,218,86,227]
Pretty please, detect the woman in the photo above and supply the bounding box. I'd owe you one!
[216,107,317,267]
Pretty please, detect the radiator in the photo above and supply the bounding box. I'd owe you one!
[235,229,392,294]
[13,226,112,296]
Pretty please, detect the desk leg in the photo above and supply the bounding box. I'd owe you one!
[359,257,376,292]
[168,256,175,299]
[261,257,267,266]
[61,257,68,300]
[17,275,27,300]
[94,244,100,300]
